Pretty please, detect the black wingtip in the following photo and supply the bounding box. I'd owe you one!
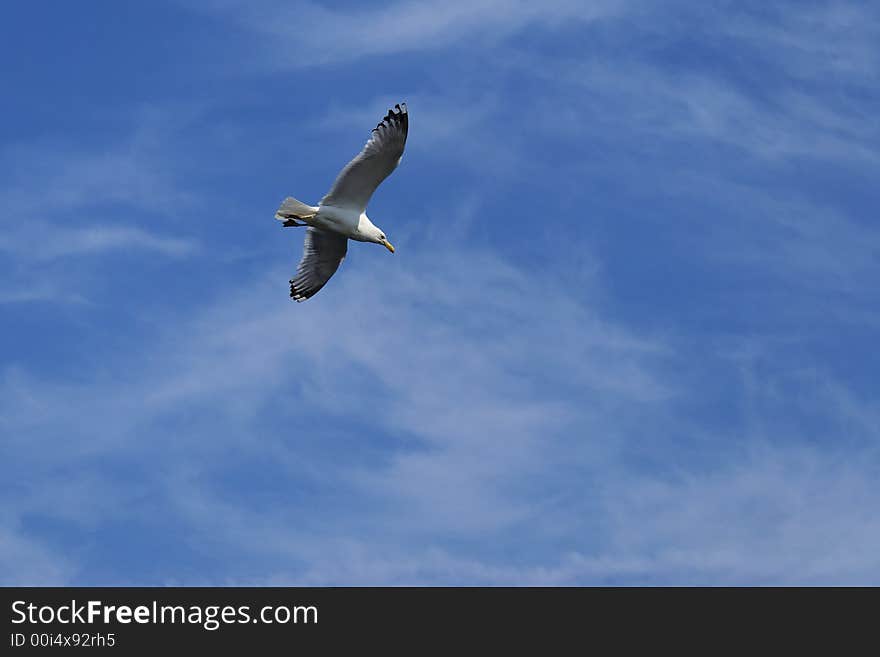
[289,279,312,302]
[373,102,408,133]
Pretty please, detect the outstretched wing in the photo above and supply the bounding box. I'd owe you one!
[320,103,408,211]
[290,227,349,302]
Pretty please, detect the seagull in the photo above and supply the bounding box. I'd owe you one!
[275,103,408,301]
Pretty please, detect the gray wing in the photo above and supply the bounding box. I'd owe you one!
[320,103,408,211]
[289,227,349,302]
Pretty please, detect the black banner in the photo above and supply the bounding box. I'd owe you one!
[1,587,873,651]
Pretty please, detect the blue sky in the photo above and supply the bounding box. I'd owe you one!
[2,0,879,585]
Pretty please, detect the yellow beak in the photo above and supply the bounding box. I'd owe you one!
[382,239,395,253]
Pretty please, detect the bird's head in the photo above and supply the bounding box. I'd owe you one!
[372,227,395,253]
[359,214,395,252]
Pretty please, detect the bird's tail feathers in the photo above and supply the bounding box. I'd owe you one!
[275,196,318,226]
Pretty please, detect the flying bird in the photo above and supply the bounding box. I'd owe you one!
[275,103,408,301]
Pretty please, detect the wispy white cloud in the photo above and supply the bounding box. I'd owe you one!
[1,142,192,220]
[508,54,880,167]
[0,105,203,304]
[3,231,878,584]
[0,524,75,586]
[0,224,196,261]
[597,445,880,585]
[0,237,673,583]
[188,0,628,67]
[164,442,880,585]
[720,1,880,82]
[0,285,89,306]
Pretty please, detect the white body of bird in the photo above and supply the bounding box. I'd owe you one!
[310,205,387,245]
